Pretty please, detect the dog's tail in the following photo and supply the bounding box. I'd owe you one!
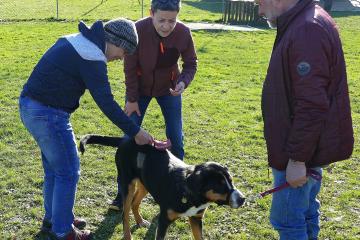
[79,134,125,155]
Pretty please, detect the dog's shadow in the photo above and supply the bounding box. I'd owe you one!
[91,209,122,239]
[92,209,158,240]
[33,231,48,240]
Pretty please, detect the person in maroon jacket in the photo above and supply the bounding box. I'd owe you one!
[257,0,353,239]
[109,0,197,210]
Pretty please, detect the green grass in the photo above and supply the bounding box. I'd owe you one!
[1,11,360,240]
[0,0,224,22]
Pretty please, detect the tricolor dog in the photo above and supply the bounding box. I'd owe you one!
[80,135,245,240]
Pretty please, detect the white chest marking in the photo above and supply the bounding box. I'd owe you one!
[179,203,210,217]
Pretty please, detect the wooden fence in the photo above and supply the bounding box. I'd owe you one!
[222,0,261,25]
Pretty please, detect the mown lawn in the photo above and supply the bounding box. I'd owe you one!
[0,0,223,22]
[0,12,359,240]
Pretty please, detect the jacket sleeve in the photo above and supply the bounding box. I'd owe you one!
[285,23,332,162]
[124,48,140,102]
[178,29,197,87]
[80,60,140,137]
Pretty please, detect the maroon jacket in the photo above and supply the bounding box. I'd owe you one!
[262,0,353,170]
[124,17,197,102]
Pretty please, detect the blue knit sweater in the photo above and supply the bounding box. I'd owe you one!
[21,21,139,137]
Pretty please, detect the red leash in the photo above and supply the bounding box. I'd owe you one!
[248,169,322,202]
[152,139,172,151]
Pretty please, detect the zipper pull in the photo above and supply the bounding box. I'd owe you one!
[160,42,164,54]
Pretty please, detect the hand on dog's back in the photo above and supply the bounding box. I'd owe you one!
[134,128,153,145]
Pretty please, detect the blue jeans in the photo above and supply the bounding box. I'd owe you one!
[270,167,322,240]
[116,94,184,199]
[19,95,80,235]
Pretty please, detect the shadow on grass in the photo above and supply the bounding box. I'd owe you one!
[93,210,158,240]
[34,231,48,240]
[30,210,158,239]
[31,210,123,240]
[92,209,122,240]
[183,0,224,14]
[143,215,158,240]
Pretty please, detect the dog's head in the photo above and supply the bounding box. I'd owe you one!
[188,162,245,208]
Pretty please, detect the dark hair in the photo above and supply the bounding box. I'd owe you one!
[151,0,181,12]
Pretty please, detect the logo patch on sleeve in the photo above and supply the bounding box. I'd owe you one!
[297,61,311,76]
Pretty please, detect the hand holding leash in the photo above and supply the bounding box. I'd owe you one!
[246,169,322,205]
[170,81,185,96]
[286,159,307,188]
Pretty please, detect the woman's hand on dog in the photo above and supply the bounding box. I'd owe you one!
[135,128,154,145]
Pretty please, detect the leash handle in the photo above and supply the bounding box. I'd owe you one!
[259,169,322,198]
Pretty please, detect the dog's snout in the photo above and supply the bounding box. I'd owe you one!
[229,189,245,208]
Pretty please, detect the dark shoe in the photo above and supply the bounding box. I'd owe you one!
[47,226,92,240]
[41,218,87,233]
[109,198,123,211]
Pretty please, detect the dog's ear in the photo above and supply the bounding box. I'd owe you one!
[205,162,233,182]
[189,163,235,192]
[186,165,203,190]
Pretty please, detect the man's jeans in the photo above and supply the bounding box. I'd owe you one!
[116,94,184,199]
[270,167,322,240]
[19,95,79,235]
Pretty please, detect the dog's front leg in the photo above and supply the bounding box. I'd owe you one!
[189,211,205,240]
[155,213,172,240]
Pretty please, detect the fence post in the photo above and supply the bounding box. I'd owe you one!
[56,0,59,19]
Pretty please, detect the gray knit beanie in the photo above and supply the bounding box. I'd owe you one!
[104,18,138,55]
[151,0,181,12]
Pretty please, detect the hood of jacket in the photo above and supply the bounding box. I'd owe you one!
[78,20,106,53]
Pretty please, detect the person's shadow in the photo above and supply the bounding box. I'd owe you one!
[32,210,159,240]
[32,209,123,240]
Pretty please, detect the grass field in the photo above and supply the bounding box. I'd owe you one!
[0,0,223,22]
[0,4,360,240]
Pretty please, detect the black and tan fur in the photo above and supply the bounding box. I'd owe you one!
[80,135,245,240]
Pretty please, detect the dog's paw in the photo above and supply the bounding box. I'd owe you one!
[137,220,151,228]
